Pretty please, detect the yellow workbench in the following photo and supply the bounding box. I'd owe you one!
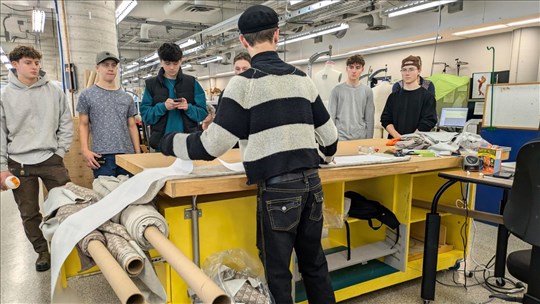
[110,139,470,303]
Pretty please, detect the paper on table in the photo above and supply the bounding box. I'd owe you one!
[322,154,410,167]
[218,158,245,173]
[50,159,193,302]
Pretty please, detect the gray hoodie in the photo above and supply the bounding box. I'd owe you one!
[0,69,73,171]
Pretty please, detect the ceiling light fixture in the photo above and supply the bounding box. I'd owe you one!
[181,63,192,69]
[176,38,197,49]
[144,52,159,62]
[452,24,508,36]
[198,56,223,65]
[278,22,349,46]
[116,0,138,24]
[384,0,458,18]
[32,9,45,33]
[289,0,304,5]
[506,17,540,27]
[184,45,205,56]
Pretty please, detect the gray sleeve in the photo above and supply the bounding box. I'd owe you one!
[56,90,73,157]
[127,95,137,117]
[365,87,375,138]
[0,94,7,171]
[328,86,339,123]
[76,91,88,114]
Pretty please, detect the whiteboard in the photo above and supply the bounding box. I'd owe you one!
[482,83,540,129]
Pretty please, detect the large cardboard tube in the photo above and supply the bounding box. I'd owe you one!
[87,240,145,304]
[144,226,231,304]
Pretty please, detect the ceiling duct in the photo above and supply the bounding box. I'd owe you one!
[163,1,188,15]
[138,24,154,44]
[365,14,390,31]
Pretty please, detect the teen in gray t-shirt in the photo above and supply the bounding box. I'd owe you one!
[77,52,141,178]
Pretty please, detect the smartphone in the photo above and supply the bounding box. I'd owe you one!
[174,98,185,103]
[97,157,106,165]
[492,171,513,179]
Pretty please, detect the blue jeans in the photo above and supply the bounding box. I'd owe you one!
[93,154,132,178]
[257,171,335,304]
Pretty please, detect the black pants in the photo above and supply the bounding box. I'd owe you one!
[257,171,335,304]
[8,154,70,253]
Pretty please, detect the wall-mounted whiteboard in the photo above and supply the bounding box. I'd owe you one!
[482,83,540,129]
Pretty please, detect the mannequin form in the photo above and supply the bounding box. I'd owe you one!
[313,61,342,108]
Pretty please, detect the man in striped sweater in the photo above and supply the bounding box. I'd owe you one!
[160,4,338,303]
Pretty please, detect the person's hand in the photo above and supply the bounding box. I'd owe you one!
[164,98,178,110]
[201,113,214,130]
[0,170,14,191]
[175,98,188,110]
[82,149,101,169]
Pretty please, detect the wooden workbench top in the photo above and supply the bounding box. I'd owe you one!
[117,139,462,198]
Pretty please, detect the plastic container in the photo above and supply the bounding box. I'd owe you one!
[5,176,20,189]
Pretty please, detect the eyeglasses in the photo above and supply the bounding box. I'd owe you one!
[400,67,418,73]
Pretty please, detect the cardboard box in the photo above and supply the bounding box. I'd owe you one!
[478,146,511,174]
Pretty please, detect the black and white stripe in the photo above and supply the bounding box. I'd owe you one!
[172,51,338,184]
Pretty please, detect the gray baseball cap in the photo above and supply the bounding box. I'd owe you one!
[96,51,119,64]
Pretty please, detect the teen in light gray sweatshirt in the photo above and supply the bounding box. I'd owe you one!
[0,45,72,272]
[329,54,374,140]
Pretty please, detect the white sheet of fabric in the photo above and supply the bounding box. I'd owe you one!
[50,159,193,302]
[218,158,245,173]
[321,154,411,168]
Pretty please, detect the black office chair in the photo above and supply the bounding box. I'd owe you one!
[500,139,540,303]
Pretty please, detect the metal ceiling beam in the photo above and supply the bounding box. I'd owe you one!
[122,16,210,32]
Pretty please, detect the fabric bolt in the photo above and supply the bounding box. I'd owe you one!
[120,204,169,250]
[76,85,137,154]
[49,159,192,302]
[43,174,182,303]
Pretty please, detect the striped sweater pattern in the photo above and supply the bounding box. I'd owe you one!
[171,51,338,184]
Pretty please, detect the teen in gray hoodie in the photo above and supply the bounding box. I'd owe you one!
[0,45,73,272]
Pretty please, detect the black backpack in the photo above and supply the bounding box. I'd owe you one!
[345,191,400,246]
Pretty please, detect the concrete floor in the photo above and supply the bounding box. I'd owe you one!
[0,189,530,304]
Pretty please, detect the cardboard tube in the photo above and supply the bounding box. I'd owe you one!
[87,240,145,304]
[144,226,231,304]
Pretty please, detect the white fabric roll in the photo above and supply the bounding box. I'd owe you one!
[121,204,169,250]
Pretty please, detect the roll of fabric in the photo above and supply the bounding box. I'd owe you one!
[100,221,144,277]
[120,204,168,250]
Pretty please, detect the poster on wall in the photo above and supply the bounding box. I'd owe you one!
[471,72,492,99]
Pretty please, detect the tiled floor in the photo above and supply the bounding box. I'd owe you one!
[1,189,530,303]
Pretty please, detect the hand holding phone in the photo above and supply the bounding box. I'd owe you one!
[175,97,188,110]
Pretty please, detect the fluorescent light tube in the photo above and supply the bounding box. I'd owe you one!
[452,24,508,36]
[289,0,304,5]
[181,63,192,69]
[506,17,540,27]
[198,56,223,65]
[1,55,9,64]
[176,38,197,49]
[32,9,45,32]
[386,0,458,18]
[144,52,159,62]
[278,23,349,46]
[116,0,137,24]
